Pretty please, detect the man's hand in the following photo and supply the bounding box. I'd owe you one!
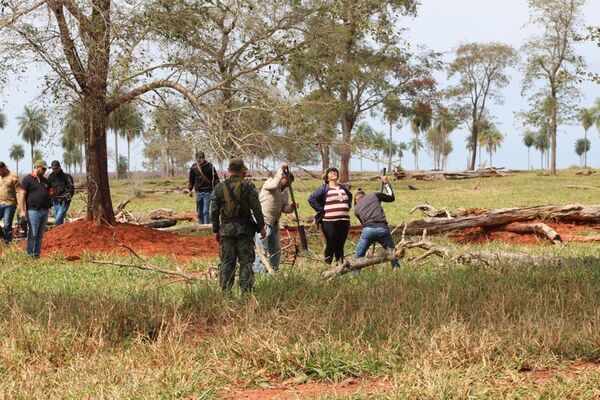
[20,210,26,219]
[281,162,289,171]
[381,175,389,184]
[48,187,57,197]
[215,233,221,243]
[259,227,267,239]
[289,202,298,210]
[188,190,193,198]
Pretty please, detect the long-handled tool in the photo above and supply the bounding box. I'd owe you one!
[284,167,309,254]
[369,167,387,256]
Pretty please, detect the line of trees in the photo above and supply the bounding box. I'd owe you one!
[0,0,595,223]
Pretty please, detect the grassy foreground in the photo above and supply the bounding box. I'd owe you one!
[0,170,599,398]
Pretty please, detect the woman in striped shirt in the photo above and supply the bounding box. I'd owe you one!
[308,167,353,265]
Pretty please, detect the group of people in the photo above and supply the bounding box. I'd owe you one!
[197,153,400,293]
[2,152,397,287]
[0,159,74,257]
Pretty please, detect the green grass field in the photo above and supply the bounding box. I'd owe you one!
[1,170,599,398]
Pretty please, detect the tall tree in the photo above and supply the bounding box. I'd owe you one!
[409,136,423,170]
[397,142,408,170]
[523,131,536,169]
[534,130,550,169]
[433,107,457,170]
[17,106,47,168]
[522,0,585,175]
[448,42,516,170]
[0,110,5,129]
[0,1,218,223]
[9,143,24,174]
[289,0,436,182]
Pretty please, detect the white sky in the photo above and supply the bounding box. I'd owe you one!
[1,0,599,173]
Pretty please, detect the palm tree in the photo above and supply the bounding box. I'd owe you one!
[409,137,423,170]
[0,110,6,129]
[522,131,535,170]
[409,102,432,171]
[64,101,86,173]
[397,142,408,170]
[383,95,403,172]
[575,138,591,168]
[121,107,144,175]
[425,126,443,170]
[534,130,550,170]
[578,108,595,169]
[17,106,48,168]
[353,122,375,173]
[9,144,25,174]
[434,108,457,170]
[442,140,453,170]
[33,149,44,164]
[482,128,504,168]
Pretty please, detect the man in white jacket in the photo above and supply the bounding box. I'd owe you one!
[255,163,296,273]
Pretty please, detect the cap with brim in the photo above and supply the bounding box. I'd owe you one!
[51,160,61,168]
[35,160,48,168]
[228,158,247,171]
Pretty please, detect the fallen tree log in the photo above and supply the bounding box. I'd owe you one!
[394,168,511,181]
[404,204,600,236]
[454,251,600,268]
[323,229,449,279]
[159,224,213,234]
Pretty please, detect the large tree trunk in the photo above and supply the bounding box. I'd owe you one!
[114,128,119,178]
[84,0,114,224]
[84,96,114,224]
[320,143,330,172]
[468,122,478,170]
[550,89,558,175]
[339,114,353,182]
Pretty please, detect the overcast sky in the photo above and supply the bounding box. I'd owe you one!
[1,0,599,173]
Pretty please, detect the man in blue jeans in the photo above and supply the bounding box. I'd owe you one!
[0,161,21,244]
[19,160,54,257]
[188,152,220,224]
[354,175,399,269]
[47,160,75,226]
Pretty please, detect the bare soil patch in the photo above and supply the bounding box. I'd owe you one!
[221,377,392,399]
[38,220,220,260]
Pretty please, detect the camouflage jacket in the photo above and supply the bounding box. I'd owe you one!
[210,175,265,237]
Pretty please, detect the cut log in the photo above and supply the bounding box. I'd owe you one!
[499,222,562,244]
[404,204,600,236]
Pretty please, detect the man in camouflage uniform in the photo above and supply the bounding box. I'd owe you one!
[211,158,266,292]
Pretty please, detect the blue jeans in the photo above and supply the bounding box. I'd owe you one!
[0,204,16,243]
[254,223,281,273]
[355,226,400,268]
[26,209,48,257]
[52,200,70,226]
[196,192,211,224]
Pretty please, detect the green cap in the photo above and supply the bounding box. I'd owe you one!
[35,160,48,168]
[228,158,247,171]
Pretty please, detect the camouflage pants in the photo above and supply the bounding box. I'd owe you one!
[219,234,255,292]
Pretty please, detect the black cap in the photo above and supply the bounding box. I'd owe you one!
[228,158,247,171]
[0,161,6,169]
[51,160,61,168]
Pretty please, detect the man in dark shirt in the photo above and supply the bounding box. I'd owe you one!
[19,160,54,258]
[354,175,399,268]
[188,151,220,224]
[47,160,75,226]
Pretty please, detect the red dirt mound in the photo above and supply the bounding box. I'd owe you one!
[39,220,220,260]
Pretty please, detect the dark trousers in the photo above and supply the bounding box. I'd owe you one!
[219,234,255,292]
[321,220,350,264]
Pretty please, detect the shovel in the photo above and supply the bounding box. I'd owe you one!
[284,167,309,254]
